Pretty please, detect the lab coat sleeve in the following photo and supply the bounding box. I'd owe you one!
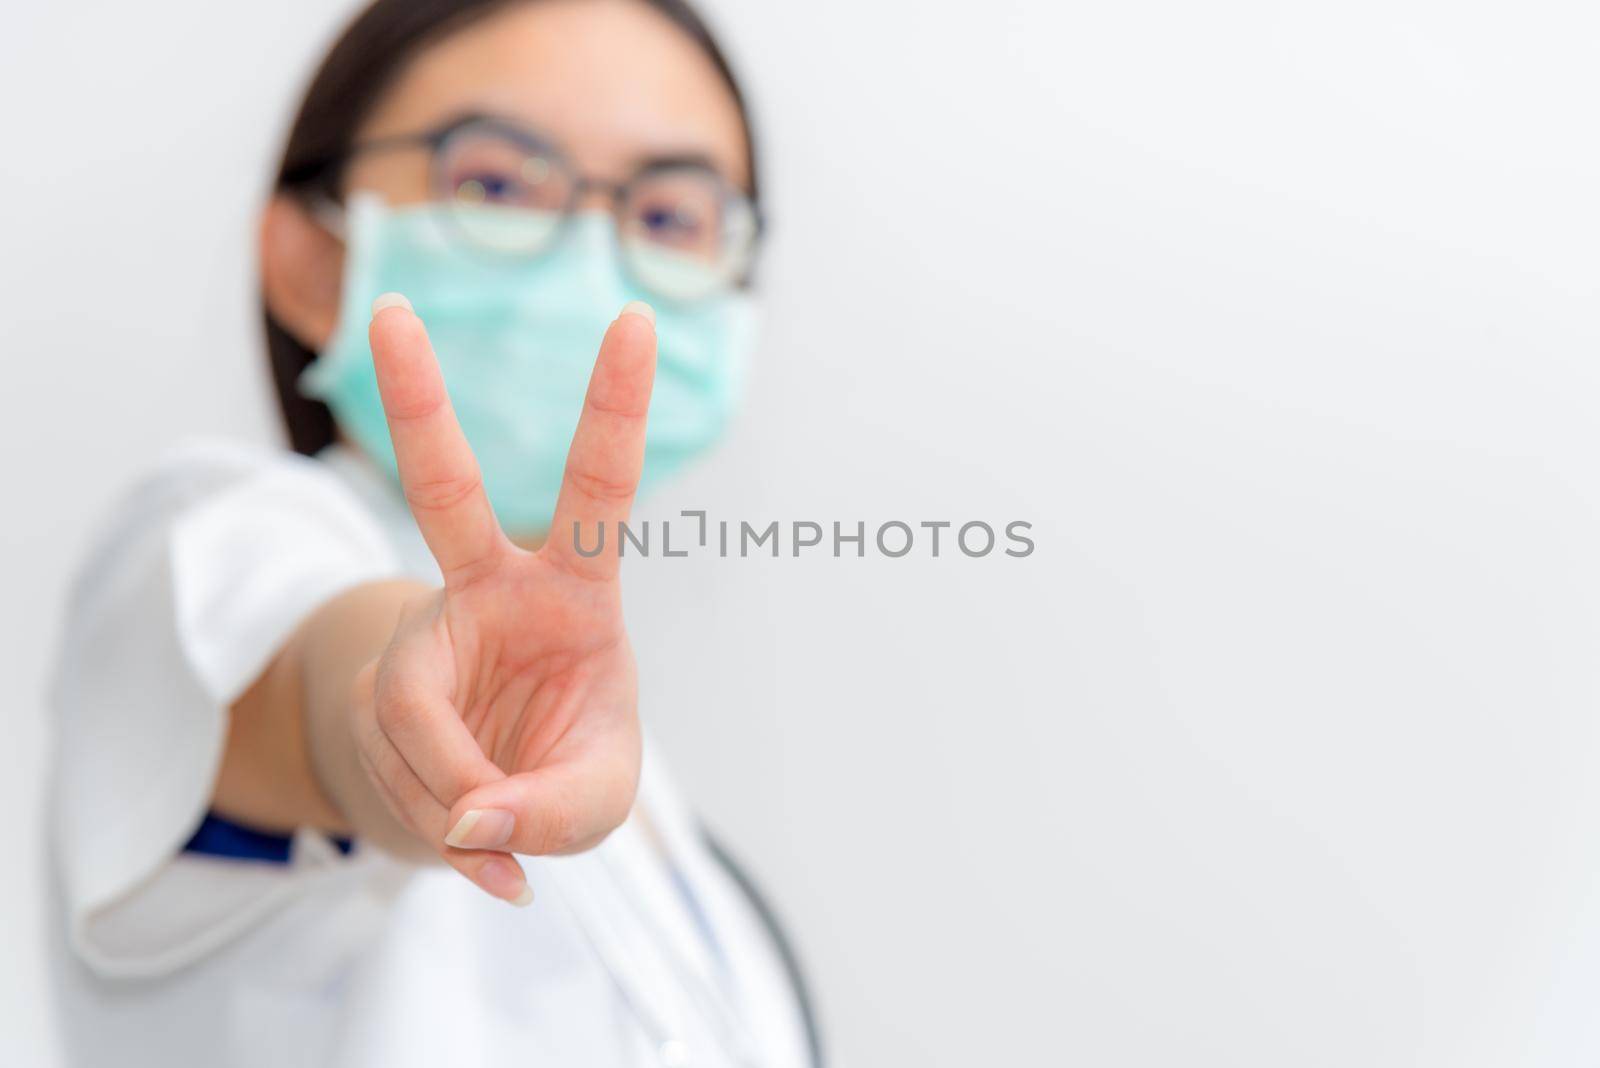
[48,440,401,978]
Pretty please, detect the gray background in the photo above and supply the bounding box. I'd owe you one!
[5,0,1600,1064]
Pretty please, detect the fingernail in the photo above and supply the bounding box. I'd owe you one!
[619,299,655,325]
[372,292,412,316]
[479,856,534,907]
[445,808,515,849]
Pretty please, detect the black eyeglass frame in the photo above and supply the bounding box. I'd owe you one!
[288,111,765,299]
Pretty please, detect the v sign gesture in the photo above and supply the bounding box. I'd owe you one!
[346,293,657,906]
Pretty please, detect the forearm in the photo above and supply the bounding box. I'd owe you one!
[210,578,436,860]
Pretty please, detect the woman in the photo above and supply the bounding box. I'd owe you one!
[48,1,819,1065]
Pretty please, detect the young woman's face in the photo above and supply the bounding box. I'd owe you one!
[262,0,750,350]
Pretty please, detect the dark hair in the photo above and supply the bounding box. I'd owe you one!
[265,0,761,456]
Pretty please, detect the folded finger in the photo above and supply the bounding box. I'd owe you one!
[373,633,505,808]
[359,724,532,906]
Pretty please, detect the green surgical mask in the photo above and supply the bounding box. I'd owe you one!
[300,195,756,533]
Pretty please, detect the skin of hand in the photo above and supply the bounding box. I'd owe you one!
[215,298,658,907]
[351,295,659,904]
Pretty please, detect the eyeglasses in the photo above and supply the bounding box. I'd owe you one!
[312,113,762,303]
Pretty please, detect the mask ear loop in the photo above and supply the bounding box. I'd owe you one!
[306,190,390,242]
[306,196,347,241]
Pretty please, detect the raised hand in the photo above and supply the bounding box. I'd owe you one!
[350,293,656,905]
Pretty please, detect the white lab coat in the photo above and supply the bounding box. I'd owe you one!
[47,439,812,1068]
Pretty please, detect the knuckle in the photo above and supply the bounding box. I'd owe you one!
[584,390,649,420]
[599,771,639,835]
[374,693,425,735]
[403,472,484,514]
[534,791,582,855]
[379,381,446,423]
[566,828,614,854]
[352,660,379,700]
[607,786,637,832]
[564,466,635,506]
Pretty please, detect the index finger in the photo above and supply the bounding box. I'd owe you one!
[544,302,658,581]
[368,293,507,585]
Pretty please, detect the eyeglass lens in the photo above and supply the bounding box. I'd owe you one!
[433,121,755,300]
